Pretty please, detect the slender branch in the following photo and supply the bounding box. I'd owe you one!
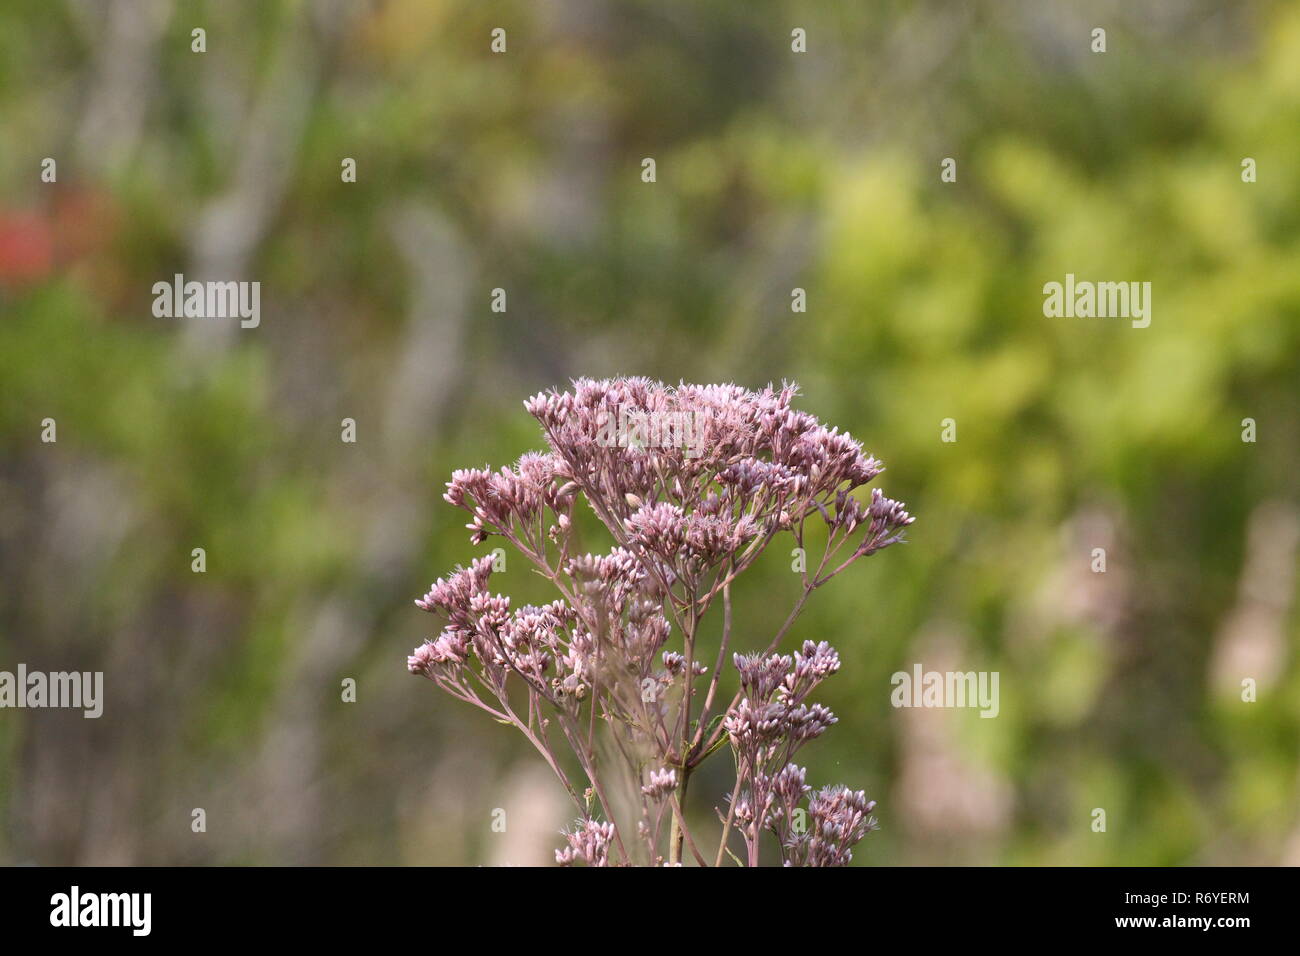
[668,787,708,867]
[690,576,734,755]
[714,770,744,867]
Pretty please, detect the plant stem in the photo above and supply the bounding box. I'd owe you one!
[714,773,743,867]
[668,764,692,864]
[668,774,707,865]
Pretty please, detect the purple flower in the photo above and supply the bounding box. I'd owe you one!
[556,819,618,867]
[642,768,678,801]
[410,379,909,866]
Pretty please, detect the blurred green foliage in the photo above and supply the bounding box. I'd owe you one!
[0,0,1297,865]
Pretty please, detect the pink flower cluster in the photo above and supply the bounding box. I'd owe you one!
[722,642,879,866]
[555,819,618,867]
[409,378,913,866]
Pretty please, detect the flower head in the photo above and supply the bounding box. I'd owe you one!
[412,379,911,867]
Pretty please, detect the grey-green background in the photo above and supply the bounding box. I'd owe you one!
[1,0,1298,865]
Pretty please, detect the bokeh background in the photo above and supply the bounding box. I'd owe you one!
[1,0,1298,866]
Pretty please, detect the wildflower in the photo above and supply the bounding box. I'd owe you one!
[409,379,911,866]
[642,768,678,801]
[556,819,618,867]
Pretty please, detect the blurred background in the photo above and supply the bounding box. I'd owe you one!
[1,0,1298,866]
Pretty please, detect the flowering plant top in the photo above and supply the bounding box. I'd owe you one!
[409,378,913,866]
